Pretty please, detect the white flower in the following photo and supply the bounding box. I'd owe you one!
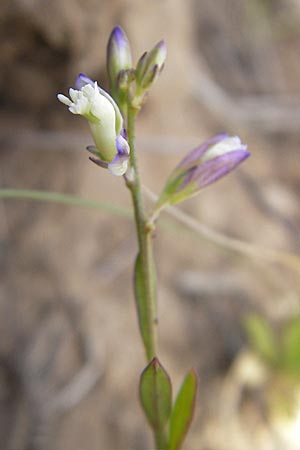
[57,74,129,175]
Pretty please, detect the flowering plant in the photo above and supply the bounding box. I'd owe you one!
[57,26,249,450]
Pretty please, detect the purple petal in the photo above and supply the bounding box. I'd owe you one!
[75,73,94,90]
[154,39,167,53]
[188,149,250,190]
[116,134,130,155]
[178,133,228,169]
[120,128,128,139]
[109,26,129,48]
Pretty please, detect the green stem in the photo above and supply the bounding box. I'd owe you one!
[127,106,158,362]
[127,107,168,450]
[155,428,168,450]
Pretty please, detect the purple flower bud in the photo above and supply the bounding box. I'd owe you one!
[107,26,132,96]
[156,134,250,207]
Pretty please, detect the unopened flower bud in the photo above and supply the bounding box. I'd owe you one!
[136,40,166,89]
[107,26,132,98]
[156,134,249,207]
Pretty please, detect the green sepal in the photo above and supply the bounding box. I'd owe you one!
[139,357,172,431]
[153,168,199,214]
[168,369,198,450]
[135,51,148,84]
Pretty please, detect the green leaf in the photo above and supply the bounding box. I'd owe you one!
[281,317,300,377]
[139,357,172,431]
[244,314,278,366]
[134,252,157,360]
[168,369,198,450]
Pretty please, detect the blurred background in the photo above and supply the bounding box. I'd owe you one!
[1,0,300,449]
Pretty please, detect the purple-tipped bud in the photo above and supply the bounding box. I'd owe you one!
[107,26,132,96]
[156,134,250,207]
[136,40,167,89]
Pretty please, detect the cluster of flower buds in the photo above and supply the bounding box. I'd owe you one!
[107,26,166,110]
[155,133,250,208]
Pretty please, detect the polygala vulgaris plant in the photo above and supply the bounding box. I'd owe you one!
[57,25,250,450]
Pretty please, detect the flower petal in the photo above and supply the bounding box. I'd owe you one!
[177,133,228,169]
[116,134,130,155]
[108,152,129,176]
[57,93,72,106]
[201,136,247,163]
[75,73,94,90]
[189,149,250,190]
[76,73,123,135]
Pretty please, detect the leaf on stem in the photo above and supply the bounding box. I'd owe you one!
[282,317,300,377]
[139,357,172,431]
[168,369,198,450]
[244,314,278,366]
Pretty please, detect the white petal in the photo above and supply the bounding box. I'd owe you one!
[69,88,79,102]
[68,105,79,114]
[202,135,246,162]
[57,94,71,106]
[91,89,115,122]
[108,159,128,176]
[82,83,95,100]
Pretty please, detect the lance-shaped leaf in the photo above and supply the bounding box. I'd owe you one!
[155,134,250,209]
[282,317,300,377]
[139,357,172,431]
[244,314,278,366]
[168,369,198,450]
